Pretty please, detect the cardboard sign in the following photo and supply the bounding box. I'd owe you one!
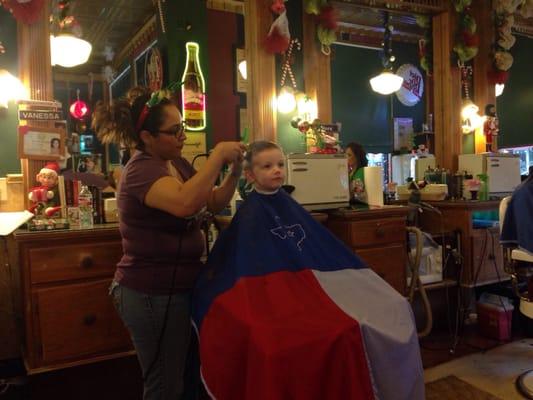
[19,109,63,121]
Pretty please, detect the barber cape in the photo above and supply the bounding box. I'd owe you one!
[192,189,424,400]
[501,181,533,254]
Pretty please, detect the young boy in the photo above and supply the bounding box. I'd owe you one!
[193,141,424,400]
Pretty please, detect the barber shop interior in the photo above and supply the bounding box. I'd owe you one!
[1,0,533,399]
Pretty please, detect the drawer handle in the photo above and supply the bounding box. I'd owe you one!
[80,256,94,269]
[83,314,97,326]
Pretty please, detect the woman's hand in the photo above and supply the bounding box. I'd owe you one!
[212,142,246,165]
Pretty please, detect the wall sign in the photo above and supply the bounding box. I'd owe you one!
[395,64,424,107]
[18,126,65,160]
[18,109,63,121]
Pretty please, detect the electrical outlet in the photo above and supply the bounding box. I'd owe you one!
[0,177,7,201]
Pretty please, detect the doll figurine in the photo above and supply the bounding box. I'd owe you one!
[483,104,499,152]
[28,162,62,217]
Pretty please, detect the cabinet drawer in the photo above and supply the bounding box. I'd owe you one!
[35,279,131,364]
[351,218,405,248]
[356,245,406,295]
[29,241,123,284]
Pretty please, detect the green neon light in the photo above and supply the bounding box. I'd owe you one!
[181,42,207,131]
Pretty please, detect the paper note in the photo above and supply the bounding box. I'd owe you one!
[0,210,34,236]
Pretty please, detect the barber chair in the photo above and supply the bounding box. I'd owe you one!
[499,196,533,399]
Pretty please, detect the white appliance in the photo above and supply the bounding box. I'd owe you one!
[391,154,436,184]
[286,153,350,210]
[458,153,521,195]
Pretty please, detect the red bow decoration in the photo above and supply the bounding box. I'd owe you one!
[487,69,509,85]
[2,0,46,25]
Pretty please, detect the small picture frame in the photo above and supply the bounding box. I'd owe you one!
[18,125,65,160]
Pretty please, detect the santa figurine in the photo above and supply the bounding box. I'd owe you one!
[28,162,62,217]
[483,104,499,153]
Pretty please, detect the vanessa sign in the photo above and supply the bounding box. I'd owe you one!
[395,64,424,107]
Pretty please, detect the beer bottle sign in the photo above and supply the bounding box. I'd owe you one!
[181,42,206,131]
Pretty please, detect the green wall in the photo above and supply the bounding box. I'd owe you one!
[0,8,21,176]
[331,41,426,154]
[497,35,533,148]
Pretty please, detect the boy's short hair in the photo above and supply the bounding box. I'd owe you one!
[243,141,283,170]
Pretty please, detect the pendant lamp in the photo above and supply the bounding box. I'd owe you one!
[369,12,403,95]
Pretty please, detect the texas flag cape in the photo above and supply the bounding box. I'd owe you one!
[192,189,424,400]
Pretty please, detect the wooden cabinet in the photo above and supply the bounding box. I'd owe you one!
[327,207,408,295]
[418,200,509,287]
[11,226,133,374]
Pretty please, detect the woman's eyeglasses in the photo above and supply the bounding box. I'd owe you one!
[158,122,186,137]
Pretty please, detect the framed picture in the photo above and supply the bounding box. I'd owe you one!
[18,125,65,160]
[393,118,414,151]
[235,47,247,94]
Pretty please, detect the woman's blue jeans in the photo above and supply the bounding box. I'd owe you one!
[110,281,192,400]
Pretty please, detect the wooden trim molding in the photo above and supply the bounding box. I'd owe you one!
[244,0,277,142]
[17,0,55,204]
[432,9,462,171]
[302,12,332,122]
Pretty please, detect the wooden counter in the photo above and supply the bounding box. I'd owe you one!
[9,225,134,374]
[327,206,409,295]
[415,200,508,287]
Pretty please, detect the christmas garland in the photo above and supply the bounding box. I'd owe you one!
[452,0,479,63]
[303,0,338,55]
[1,0,45,25]
[415,15,432,76]
[487,0,532,85]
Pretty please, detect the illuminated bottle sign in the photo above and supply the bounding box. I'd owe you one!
[181,42,206,131]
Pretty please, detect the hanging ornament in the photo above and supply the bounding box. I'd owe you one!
[277,38,301,113]
[264,10,290,54]
[1,0,46,25]
[70,89,88,120]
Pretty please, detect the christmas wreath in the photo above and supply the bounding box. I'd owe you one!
[303,0,338,55]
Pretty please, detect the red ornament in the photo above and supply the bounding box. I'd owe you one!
[316,5,338,30]
[70,99,89,120]
[462,31,479,48]
[263,27,290,54]
[487,69,509,85]
[2,0,46,25]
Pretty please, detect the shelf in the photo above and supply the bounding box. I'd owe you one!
[413,279,457,292]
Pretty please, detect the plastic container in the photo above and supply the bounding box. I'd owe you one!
[78,185,94,229]
[477,293,514,341]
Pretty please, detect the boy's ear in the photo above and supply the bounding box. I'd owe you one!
[244,169,255,184]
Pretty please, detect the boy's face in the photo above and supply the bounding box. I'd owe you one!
[246,148,285,192]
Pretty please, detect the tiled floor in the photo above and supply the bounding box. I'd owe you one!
[425,338,533,400]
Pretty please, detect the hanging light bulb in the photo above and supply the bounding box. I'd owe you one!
[495,83,504,97]
[0,69,28,108]
[461,98,479,119]
[296,92,317,120]
[50,34,92,68]
[370,71,404,95]
[277,86,296,114]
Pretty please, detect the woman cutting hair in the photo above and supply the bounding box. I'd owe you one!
[93,87,245,400]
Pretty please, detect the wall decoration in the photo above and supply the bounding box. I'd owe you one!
[395,64,424,107]
[18,126,65,160]
[181,42,206,131]
[415,15,432,75]
[146,46,163,92]
[235,48,247,94]
[452,0,479,63]
[304,0,338,55]
[264,6,290,54]
[1,0,46,25]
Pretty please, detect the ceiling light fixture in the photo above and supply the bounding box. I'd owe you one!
[0,69,28,108]
[50,34,92,68]
[369,12,403,95]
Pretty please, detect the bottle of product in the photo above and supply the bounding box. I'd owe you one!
[78,185,94,229]
[181,42,206,130]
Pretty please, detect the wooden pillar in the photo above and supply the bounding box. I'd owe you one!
[17,0,54,202]
[244,0,277,142]
[302,12,331,122]
[433,9,462,171]
[472,0,496,153]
